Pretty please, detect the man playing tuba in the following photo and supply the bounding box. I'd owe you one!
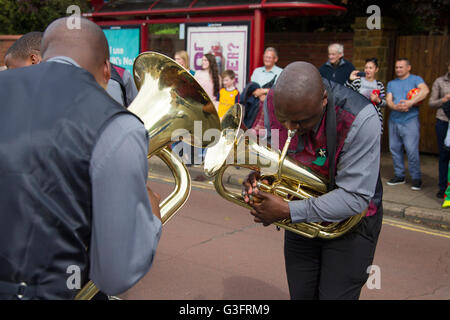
[0,18,162,300]
[242,62,383,300]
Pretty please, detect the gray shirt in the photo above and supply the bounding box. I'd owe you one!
[106,68,138,107]
[288,103,381,223]
[47,57,162,295]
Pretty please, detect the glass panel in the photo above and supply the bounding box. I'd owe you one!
[148,24,186,62]
[152,0,194,10]
[193,0,261,8]
[99,0,156,12]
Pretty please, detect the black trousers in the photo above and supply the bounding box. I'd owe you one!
[284,208,383,300]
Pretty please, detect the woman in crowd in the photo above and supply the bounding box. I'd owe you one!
[345,57,386,133]
[172,50,196,165]
[174,50,195,76]
[191,53,221,168]
[194,53,221,110]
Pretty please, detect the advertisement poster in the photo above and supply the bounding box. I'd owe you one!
[187,25,248,92]
[102,27,140,74]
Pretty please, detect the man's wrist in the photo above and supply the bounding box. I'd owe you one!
[282,201,291,220]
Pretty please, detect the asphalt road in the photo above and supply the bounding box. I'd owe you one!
[119,176,450,300]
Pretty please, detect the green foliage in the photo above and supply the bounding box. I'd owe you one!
[148,24,179,35]
[0,0,91,35]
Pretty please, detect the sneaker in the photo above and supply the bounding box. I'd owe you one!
[387,176,405,186]
[411,179,422,191]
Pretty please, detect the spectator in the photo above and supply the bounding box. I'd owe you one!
[441,98,450,207]
[250,47,283,101]
[319,43,355,85]
[345,57,386,133]
[174,50,195,76]
[173,50,195,165]
[193,53,221,167]
[239,81,262,130]
[429,62,450,198]
[106,63,138,108]
[217,69,240,119]
[386,58,430,191]
[4,32,42,69]
[194,53,220,110]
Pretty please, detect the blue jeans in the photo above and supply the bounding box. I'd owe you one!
[388,117,421,181]
[435,119,450,191]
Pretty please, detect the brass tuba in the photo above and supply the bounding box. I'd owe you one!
[75,52,221,300]
[204,104,365,240]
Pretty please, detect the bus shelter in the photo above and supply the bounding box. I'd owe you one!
[87,0,346,90]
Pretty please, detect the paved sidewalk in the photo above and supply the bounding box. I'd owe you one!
[149,152,450,231]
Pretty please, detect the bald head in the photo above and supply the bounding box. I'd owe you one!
[273,62,327,134]
[41,17,110,89]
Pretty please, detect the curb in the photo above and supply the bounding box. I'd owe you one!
[383,202,450,231]
[149,161,450,231]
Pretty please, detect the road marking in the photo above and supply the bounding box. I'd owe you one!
[382,217,450,239]
[149,172,450,239]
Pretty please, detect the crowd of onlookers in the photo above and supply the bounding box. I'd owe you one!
[316,43,449,206]
[173,41,450,206]
[2,32,450,206]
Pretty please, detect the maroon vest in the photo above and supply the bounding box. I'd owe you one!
[265,89,378,216]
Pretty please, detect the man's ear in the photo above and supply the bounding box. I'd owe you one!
[322,89,328,108]
[30,53,41,65]
[102,60,111,89]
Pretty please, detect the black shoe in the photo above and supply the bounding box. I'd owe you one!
[436,190,445,199]
[387,176,405,186]
[411,179,422,191]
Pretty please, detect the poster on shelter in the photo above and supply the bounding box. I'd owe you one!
[187,25,248,92]
[102,27,140,74]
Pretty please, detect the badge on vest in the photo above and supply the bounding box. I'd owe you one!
[312,147,327,166]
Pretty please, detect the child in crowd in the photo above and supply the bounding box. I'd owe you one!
[217,70,240,119]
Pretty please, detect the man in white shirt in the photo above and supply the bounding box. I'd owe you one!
[250,47,283,101]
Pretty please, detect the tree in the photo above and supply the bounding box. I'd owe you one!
[266,0,450,35]
[328,0,450,35]
[0,0,91,35]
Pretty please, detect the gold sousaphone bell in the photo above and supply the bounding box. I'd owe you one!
[75,52,221,300]
[204,104,366,240]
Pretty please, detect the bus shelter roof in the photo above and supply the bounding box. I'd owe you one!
[88,0,346,20]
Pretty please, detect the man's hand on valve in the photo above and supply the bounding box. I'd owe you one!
[242,171,290,226]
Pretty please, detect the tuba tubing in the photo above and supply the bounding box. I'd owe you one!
[213,149,367,240]
[205,104,366,240]
[75,148,190,300]
[75,51,220,300]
